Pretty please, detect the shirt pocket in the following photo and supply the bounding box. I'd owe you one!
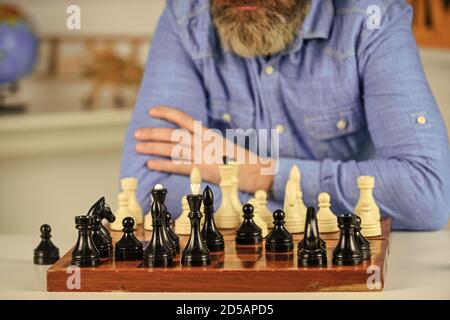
[208,99,255,132]
[303,103,369,160]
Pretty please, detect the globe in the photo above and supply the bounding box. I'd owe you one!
[0,5,38,85]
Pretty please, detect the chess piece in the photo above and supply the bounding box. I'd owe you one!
[143,199,173,267]
[92,215,111,258]
[247,198,269,237]
[175,196,191,235]
[182,194,211,267]
[215,158,241,229]
[121,177,143,225]
[265,210,294,253]
[151,185,177,257]
[144,211,153,231]
[355,216,371,260]
[115,217,144,261]
[283,180,305,233]
[288,165,308,214]
[201,186,225,252]
[236,204,263,245]
[229,160,243,215]
[33,224,60,265]
[255,190,274,226]
[87,197,115,247]
[354,176,381,237]
[317,192,339,233]
[71,215,100,267]
[110,192,131,231]
[298,207,327,267]
[332,214,363,266]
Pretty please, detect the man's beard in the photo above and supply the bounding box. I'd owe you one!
[211,0,311,58]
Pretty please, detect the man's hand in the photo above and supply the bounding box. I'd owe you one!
[134,106,275,193]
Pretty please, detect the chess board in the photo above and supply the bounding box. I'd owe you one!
[47,218,391,292]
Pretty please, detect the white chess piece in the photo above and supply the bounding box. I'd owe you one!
[121,177,143,225]
[190,167,202,194]
[254,190,273,227]
[215,163,241,229]
[283,180,305,233]
[354,176,381,237]
[289,165,308,215]
[229,161,243,214]
[110,192,131,231]
[317,192,339,233]
[247,198,268,237]
[144,210,153,231]
[174,196,191,235]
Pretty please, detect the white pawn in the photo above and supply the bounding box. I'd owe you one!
[110,192,131,231]
[174,196,191,235]
[283,180,305,233]
[317,192,339,233]
[247,198,269,237]
[354,176,381,237]
[144,210,153,231]
[254,190,274,227]
[121,177,143,225]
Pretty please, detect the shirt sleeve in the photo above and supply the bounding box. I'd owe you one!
[272,2,450,230]
[120,5,209,216]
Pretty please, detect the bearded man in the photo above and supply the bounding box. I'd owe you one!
[121,0,450,230]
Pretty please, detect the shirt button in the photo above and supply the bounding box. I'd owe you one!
[222,113,232,123]
[265,66,275,75]
[417,116,427,125]
[336,119,347,130]
[275,124,285,134]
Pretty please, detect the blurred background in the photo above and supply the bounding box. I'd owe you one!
[0,0,449,236]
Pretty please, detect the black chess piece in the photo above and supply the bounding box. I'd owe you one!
[87,197,115,248]
[165,211,180,254]
[332,214,364,266]
[92,215,111,258]
[71,215,101,267]
[151,187,177,257]
[355,216,371,260]
[33,224,60,265]
[201,186,224,252]
[182,194,212,267]
[236,204,263,245]
[115,217,143,261]
[298,207,327,267]
[143,199,173,267]
[265,210,293,253]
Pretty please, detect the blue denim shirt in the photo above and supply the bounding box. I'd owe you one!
[121,0,450,230]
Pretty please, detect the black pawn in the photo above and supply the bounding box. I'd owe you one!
[92,215,111,258]
[265,210,293,253]
[71,215,100,267]
[236,204,263,245]
[332,214,363,266]
[144,199,173,267]
[298,207,327,267]
[34,224,60,265]
[151,187,177,257]
[182,194,211,267]
[115,217,143,261]
[201,186,224,252]
[355,215,371,260]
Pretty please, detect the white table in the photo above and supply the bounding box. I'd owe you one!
[1,224,449,300]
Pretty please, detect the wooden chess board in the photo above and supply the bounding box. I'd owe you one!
[47,218,391,292]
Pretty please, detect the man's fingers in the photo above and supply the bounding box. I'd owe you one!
[136,142,192,159]
[147,160,194,176]
[150,106,207,134]
[134,128,176,142]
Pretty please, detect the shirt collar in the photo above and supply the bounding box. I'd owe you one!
[285,0,335,54]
